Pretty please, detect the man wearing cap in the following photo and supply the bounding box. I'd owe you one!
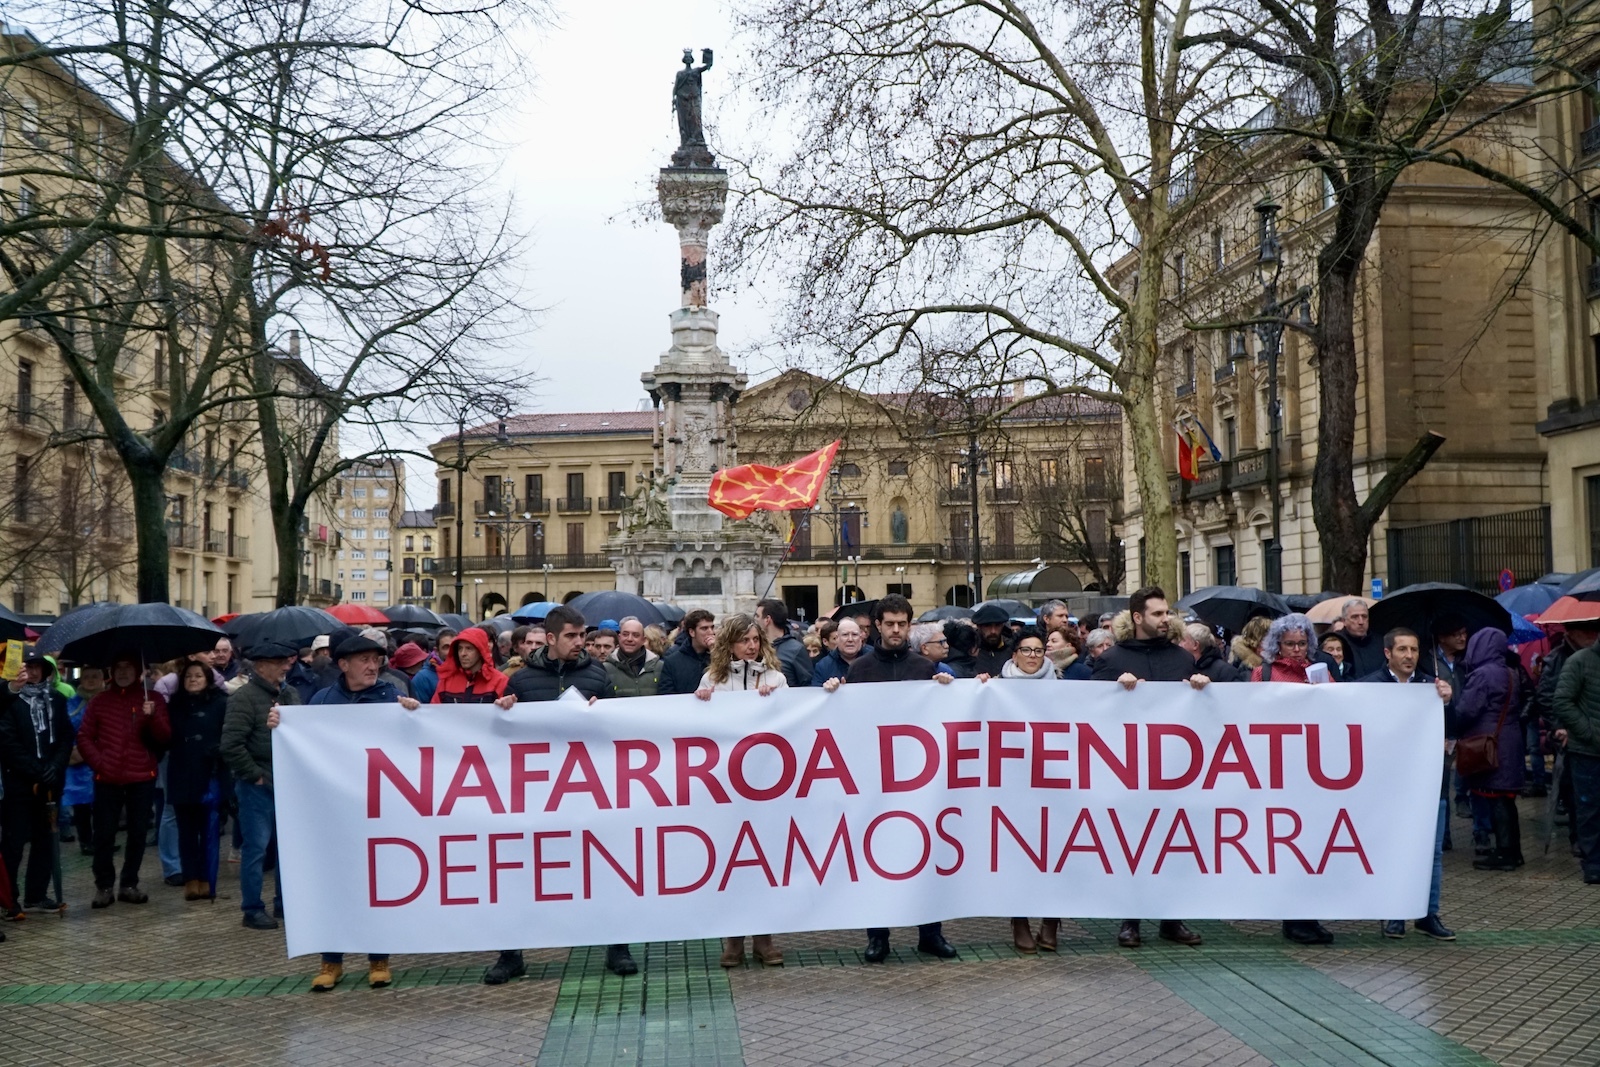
[220,641,302,931]
[76,655,171,908]
[309,634,339,690]
[0,652,75,914]
[971,603,1013,677]
[388,642,428,687]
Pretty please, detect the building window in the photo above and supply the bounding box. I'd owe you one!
[353,487,366,498]
[1183,346,1196,390]
[566,472,585,502]
[350,529,367,540]
[994,511,1015,555]
[1180,551,1192,597]
[352,549,365,559]
[948,462,967,489]
[351,508,366,518]
[1084,456,1106,499]
[374,487,389,498]
[423,535,432,551]
[1211,227,1225,270]
[438,480,451,507]
[421,579,434,597]
[1214,544,1236,587]
[607,470,626,506]
[888,459,909,476]
[837,461,861,477]
[1039,458,1058,487]
[352,569,367,580]
[525,474,543,505]
[16,360,33,421]
[993,460,1014,490]
[565,522,585,558]
[374,508,389,519]
[350,590,367,601]
[1223,417,1238,459]
[17,182,38,217]
[374,589,389,602]
[403,579,415,597]
[374,550,388,561]
[1173,252,1186,297]
[950,512,971,556]
[13,455,30,523]
[886,583,912,599]
[404,536,414,551]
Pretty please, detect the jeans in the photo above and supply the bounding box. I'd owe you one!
[236,779,279,914]
[1469,793,1493,840]
[1429,798,1446,916]
[92,780,154,890]
[0,788,55,904]
[158,798,181,878]
[322,953,389,964]
[1570,753,1600,879]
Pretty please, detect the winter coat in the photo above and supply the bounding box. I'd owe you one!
[431,628,509,704]
[697,659,788,692]
[942,650,977,679]
[1341,631,1387,679]
[508,646,611,703]
[411,662,440,704]
[1092,638,1197,683]
[221,674,301,785]
[1454,628,1526,792]
[974,642,1011,679]
[1000,659,1056,680]
[657,644,712,696]
[845,645,938,683]
[771,633,814,688]
[76,684,171,786]
[1553,645,1600,759]
[1535,640,1577,731]
[605,648,662,698]
[61,694,95,807]
[381,667,415,699]
[154,668,225,700]
[1194,646,1246,683]
[165,686,230,804]
[0,683,74,793]
[1250,657,1313,684]
[310,677,403,705]
[1230,635,1263,671]
[286,661,322,704]
[811,646,871,686]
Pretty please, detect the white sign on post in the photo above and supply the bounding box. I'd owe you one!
[271,680,1442,957]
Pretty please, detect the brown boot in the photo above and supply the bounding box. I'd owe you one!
[751,934,783,966]
[719,937,745,968]
[311,961,343,992]
[1011,918,1037,953]
[183,880,205,901]
[1037,918,1059,952]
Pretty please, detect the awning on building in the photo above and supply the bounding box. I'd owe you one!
[985,565,1082,605]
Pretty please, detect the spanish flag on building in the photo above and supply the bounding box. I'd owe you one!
[708,440,841,520]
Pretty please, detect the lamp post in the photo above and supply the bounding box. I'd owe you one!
[813,466,869,607]
[477,507,543,616]
[960,425,987,606]
[1252,199,1311,596]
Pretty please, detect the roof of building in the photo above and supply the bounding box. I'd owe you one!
[454,410,658,441]
[397,509,434,528]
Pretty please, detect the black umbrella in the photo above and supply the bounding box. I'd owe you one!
[1284,590,1342,613]
[1556,568,1600,596]
[479,614,519,636]
[384,605,445,629]
[1369,582,1512,642]
[46,603,225,666]
[33,603,119,659]
[1176,586,1289,634]
[973,598,1031,621]
[649,602,686,625]
[919,605,975,622]
[565,591,666,628]
[0,603,30,642]
[1565,570,1600,601]
[225,606,342,652]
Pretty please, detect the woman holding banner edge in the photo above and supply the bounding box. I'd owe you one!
[695,614,789,966]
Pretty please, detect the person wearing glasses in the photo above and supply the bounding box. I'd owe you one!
[907,622,956,676]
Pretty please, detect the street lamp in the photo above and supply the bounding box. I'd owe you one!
[478,506,543,619]
[1252,199,1311,595]
[812,465,869,607]
[959,427,988,606]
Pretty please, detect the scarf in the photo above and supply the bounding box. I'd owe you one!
[1047,648,1078,673]
[1001,659,1056,680]
[18,681,55,758]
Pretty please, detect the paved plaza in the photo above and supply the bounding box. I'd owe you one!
[3,797,1597,1067]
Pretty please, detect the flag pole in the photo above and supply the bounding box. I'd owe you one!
[758,515,803,602]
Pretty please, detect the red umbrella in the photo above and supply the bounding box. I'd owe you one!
[211,613,239,626]
[327,603,390,625]
[1537,596,1600,626]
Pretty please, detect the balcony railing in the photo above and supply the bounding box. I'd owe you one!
[790,542,948,563]
[1167,447,1272,504]
[524,497,550,515]
[203,531,226,554]
[557,496,592,514]
[167,451,201,475]
[1214,363,1236,383]
[985,486,1021,504]
[436,552,614,571]
[1587,260,1600,298]
[225,469,250,491]
[939,486,973,505]
[166,521,200,549]
[434,500,456,518]
[319,579,333,597]
[599,494,629,512]
[228,535,249,560]
[1176,380,1196,398]
[1583,121,1600,157]
[9,395,52,430]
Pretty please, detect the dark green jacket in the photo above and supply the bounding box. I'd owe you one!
[1553,646,1600,758]
[604,649,662,698]
[220,673,302,784]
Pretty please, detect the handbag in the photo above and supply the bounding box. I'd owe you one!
[1456,669,1512,777]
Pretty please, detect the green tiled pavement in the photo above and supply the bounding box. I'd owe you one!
[536,941,743,1067]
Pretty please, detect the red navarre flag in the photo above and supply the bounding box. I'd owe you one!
[708,441,841,520]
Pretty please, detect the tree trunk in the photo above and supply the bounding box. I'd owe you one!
[1123,371,1177,593]
[1312,264,1374,594]
[274,511,304,607]
[128,460,171,603]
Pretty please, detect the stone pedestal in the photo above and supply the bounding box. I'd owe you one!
[606,163,786,617]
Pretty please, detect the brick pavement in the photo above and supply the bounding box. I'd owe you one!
[1,799,1597,1066]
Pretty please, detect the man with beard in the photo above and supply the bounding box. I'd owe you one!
[971,603,1012,676]
[1092,587,1210,949]
[822,595,955,962]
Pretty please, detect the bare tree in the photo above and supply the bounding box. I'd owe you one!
[1013,427,1125,593]
[729,0,1254,592]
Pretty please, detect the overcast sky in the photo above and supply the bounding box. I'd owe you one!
[496,0,771,410]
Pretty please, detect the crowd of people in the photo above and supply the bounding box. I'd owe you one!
[1,585,1597,991]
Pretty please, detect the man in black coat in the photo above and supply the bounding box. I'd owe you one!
[1181,623,1244,683]
[822,595,957,962]
[656,609,716,695]
[1338,600,1386,679]
[1091,588,1210,949]
[757,599,813,688]
[489,606,623,984]
[0,653,75,912]
[971,603,1012,677]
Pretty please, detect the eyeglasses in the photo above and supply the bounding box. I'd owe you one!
[925,638,948,646]
[1016,647,1046,656]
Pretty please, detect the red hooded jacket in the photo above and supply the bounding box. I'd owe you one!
[76,684,171,785]
[430,627,509,703]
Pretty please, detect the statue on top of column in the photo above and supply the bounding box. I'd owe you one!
[671,48,716,169]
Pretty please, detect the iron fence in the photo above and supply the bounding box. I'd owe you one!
[1386,506,1551,595]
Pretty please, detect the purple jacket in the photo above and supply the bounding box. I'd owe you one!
[1454,628,1525,792]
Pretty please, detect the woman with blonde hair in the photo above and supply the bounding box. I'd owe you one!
[694,614,786,697]
[642,624,668,657]
[693,614,787,967]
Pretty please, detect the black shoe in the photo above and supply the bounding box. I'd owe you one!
[1414,915,1456,940]
[1472,832,1492,856]
[605,944,638,976]
[1473,855,1519,872]
[241,910,279,930]
[915,932,958,959]
[1158,920,1203,946]
[1584,873,1600,885]
[163,873,185,888]
[1282,921,1334,945]
[863,932,890,963]
[22,897,61,912]
[483,951,526,985]
[1117,920,1142,948]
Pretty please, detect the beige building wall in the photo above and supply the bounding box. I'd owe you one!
[1119,92,1548,595]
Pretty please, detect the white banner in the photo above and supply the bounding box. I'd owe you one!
[272,680,1442,957]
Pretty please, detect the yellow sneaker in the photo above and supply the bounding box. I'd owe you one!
[311,962,343,992]
[368,960,392,988]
